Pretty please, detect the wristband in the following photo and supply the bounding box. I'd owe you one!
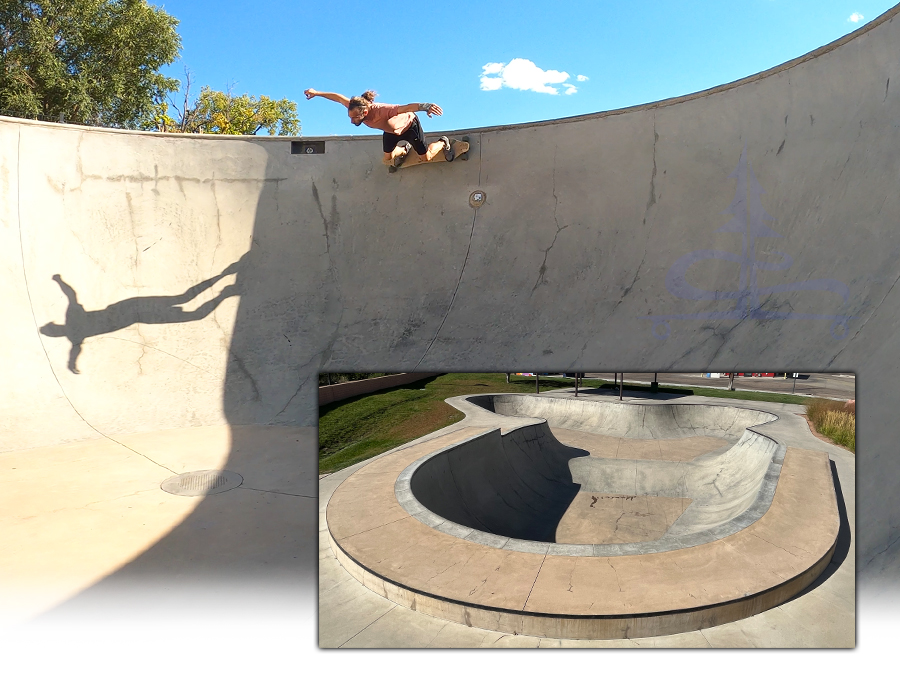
[419,103,432,112]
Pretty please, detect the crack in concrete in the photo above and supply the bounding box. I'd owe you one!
[426,556,466,584]
[312,181,341,262]
[531,223,569,294]
[426,623,448,647]
[468,577,488,597]
[267,353,318,424]
[826,268,900,367]
[414,211,479,370]
[318,573,356,596]
[210,179,224,272]
[126,192,139,284]
[864,529,900,568]
[229,349,261,401]
[749,530,804,558]
[643,120,658,224]
[522,552,548,609]
[104,336,211,374]
[606,249,648,325]
[311,181,346,371]
[621,250,646,300]
[607,558,624,592]
[132,324,148,375]
[664,317,741,368]
[235,486,316,499]
[339,604,397,648]
[81,487,163,509]
[339,513,412,541]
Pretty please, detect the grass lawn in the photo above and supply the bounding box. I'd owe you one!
[318,373,812,474]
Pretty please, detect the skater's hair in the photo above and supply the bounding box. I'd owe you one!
[348,90,376,111]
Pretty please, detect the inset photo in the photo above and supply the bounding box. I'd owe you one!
[319,373,854,648]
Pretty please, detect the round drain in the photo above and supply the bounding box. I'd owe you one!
[161,470,243,497]
[469,190,486,208]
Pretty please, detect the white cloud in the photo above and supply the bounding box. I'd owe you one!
[576,74,589,82]
[848,12,864,23]
[479,75,503,91]
[479,58,578,95]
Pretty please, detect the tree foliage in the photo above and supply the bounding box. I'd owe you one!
[0,0,182,127]
[149,80,300,136]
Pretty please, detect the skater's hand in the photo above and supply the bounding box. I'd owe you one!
[304,88,318,100]
[423,103,442,117]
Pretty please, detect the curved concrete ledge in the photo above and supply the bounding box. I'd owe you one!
[325,395,839,639]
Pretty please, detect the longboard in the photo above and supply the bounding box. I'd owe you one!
[385,137,469,173]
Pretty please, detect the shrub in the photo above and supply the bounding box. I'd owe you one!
[806,399,855,452]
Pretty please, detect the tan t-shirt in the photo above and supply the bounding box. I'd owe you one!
[362,103,415,135]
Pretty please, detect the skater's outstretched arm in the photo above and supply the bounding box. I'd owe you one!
[304,89,350,108]
[395,102,443,117]
[52,274,79,306]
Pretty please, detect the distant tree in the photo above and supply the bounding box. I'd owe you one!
[0,0,181,127]
[190,86,300,135]
[148,71,300,136]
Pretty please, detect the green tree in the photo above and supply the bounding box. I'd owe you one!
[150,80,300,136]
[0,0,181,127]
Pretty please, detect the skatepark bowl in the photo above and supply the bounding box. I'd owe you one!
[326,393,840,639]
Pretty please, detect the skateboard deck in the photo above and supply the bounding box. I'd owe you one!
[385,137,469,172]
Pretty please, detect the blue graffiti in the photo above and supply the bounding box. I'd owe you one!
[642,146,851,340]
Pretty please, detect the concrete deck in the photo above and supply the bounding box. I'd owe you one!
[323,391,846,642]
[0,425,317,626]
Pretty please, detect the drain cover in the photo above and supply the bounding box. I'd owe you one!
[161,470,243,497]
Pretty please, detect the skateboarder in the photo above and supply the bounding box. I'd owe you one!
[304,88,453,167]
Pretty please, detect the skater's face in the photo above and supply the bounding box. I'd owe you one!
[348,106,368,126]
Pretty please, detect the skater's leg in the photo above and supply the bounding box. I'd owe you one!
[67,342,82,374]
[419,140,448,162]
[383,131,407,164]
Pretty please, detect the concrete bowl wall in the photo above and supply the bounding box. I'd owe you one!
[405,394,785,553]
[485,393,778,440]
[409,423,587,542]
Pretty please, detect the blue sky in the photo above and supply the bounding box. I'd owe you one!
[157,0,896,136]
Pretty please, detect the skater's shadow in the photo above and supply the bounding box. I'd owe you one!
[40,256,245,374]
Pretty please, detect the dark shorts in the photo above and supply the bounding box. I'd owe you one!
[383,115,428,155]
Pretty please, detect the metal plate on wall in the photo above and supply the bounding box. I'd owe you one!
[291,140,325,155]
